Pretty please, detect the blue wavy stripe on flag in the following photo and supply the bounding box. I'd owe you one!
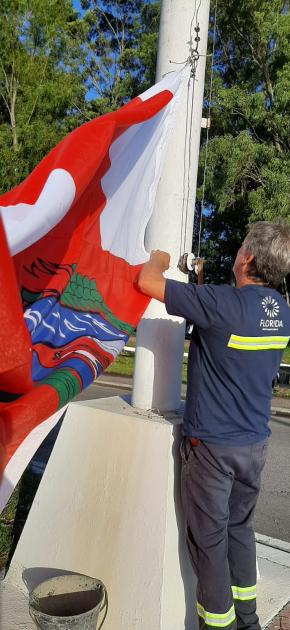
[24,297,128,347]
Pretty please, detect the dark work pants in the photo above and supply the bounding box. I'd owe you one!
[180,438,268,630]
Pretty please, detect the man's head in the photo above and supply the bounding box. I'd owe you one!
[233,221,290,289]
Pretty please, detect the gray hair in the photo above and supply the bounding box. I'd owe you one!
[243,221,290,288]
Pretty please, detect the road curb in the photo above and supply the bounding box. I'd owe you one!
[271,406,290,418]
[98,379,133,390]
[255,532,290,553]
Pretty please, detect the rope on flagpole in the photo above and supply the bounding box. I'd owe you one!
[181,7,203,256]
[169,0,218,263]
[167,0,200,259]
[179,1,201,258]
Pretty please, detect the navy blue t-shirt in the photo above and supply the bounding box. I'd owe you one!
[165,280,290,445]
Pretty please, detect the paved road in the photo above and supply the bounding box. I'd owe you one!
[74,382,129,401]
[32,379,290,542]
[254,413,290,542]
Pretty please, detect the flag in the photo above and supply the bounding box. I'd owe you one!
[0,69,185,511]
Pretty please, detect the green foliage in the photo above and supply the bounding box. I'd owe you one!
[106,343,189,382]
[0,1,159,194]
[0,484,19,568]
[0,469,41,570]
[196,0,290,283]
[0,0,88,193]
[81,0,160,112]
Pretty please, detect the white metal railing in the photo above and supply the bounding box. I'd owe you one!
[123,345,189,359]
[124,346,289,366]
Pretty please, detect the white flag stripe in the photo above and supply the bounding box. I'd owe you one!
[139,68,185,102]
[0,70,185,261]
[1,168,76,256]
[100,69,187,264]
[0,407,67,513]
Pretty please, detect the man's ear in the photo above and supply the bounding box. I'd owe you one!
[242,251,255,267]
[242,252,255,278]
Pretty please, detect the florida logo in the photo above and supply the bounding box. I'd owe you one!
[261,296,280,318]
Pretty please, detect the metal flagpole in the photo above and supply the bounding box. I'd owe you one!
[132,0,211,411]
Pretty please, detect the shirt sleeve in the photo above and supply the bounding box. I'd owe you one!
[164,279,218,330]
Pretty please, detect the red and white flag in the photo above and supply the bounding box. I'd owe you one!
[0,69,186,511]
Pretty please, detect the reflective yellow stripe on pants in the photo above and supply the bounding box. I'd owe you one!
[232,584,257,601]
[197,602,236,627]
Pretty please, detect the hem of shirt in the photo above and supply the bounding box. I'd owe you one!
[182,432,270,447]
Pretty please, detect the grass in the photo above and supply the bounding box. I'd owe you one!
[282,346,290,364]
[106,349,188,383]
[273,386,290,399]
[0,469,41,571]
[106,353,135,377]
[106,337,290,385]
[0,486,19,569]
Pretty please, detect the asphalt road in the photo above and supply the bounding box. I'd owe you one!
[254,413,290,542]
[74,382,129,401]
[32,379,290,543]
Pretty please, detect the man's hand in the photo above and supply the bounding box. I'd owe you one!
[149,250,170,272]
[137,250,171,302]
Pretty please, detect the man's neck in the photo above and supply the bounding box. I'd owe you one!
[236,277,265,289]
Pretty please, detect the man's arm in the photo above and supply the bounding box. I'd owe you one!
[137,250,170,302]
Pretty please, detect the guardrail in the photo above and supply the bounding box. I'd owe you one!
[124,346,189,358]
[124,347,289,372]
[277,363,290,385]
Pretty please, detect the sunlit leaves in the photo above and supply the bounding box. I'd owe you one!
[197,0,290,282]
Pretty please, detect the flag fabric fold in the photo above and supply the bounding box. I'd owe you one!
[0,69,185,511]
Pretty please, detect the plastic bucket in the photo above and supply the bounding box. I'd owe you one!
[29,574,108,629]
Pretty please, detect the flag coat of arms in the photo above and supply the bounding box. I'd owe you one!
[0,70,185,510]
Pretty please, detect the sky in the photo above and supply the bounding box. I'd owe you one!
[72,0,156,12]
[72,0,83,12]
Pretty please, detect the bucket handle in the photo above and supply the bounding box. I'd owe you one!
[29,579,108,629]
[96,579,108,630]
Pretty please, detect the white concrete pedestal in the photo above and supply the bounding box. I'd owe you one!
[3,397,197,630]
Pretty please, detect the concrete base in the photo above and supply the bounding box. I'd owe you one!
[2,397,290,630]
[2,397,197,630]
[2,540,290,630]
[2,543,290,630]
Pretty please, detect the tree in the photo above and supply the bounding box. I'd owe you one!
[195,0,290,283]
[0,1,160,194]
[81,0,160,115]
[0,0,87,194]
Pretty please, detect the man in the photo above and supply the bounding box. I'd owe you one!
[137,221,290,630]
